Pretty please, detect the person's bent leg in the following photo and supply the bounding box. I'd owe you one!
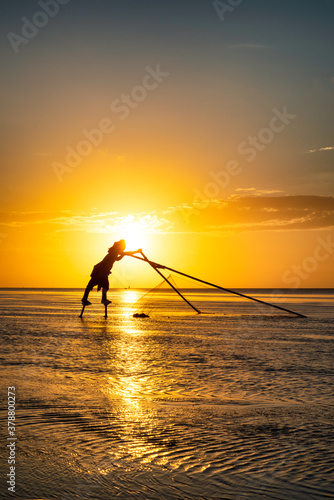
[82,279,94,305]
[101,287,111,306]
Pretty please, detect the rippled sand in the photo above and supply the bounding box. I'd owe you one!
[0,289,333,499]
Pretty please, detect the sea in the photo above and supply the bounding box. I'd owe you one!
[0,288,333,500]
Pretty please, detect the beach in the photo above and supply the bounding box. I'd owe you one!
[0,288,333,499]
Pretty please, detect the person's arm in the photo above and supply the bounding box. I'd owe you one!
[116,249,142,261]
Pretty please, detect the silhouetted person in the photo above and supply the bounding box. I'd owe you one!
[82,239,141,306]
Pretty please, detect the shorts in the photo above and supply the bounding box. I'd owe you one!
[86,276,109,292]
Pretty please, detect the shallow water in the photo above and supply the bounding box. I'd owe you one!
[0,289,333,499]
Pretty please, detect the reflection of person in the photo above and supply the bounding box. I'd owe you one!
[81,239,142,306]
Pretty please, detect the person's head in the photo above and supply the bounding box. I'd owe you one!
[108,239,126,254]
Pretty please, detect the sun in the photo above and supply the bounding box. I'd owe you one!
[121,220,147,251]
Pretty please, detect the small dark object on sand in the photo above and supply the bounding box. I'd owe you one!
[133,312,149,318]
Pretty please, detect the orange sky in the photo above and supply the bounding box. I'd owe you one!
[1,1,333,288]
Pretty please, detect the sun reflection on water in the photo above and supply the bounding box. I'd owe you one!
[118,290,142,318]
[103,315,161,463]
[122,290,141,304]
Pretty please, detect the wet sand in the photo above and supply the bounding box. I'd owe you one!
[0,289,333,499]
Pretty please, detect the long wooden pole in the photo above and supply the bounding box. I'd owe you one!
[140,252,201,314]
[129,254,307,318]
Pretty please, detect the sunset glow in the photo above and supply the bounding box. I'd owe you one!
[1,1,333,289]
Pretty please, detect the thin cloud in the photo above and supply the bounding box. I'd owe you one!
[308,146,334,153]
[234,188,285,196]
[165,195,334,234]
[1,196,334,236]
[229,43,272,49]
[0,211,172,234]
